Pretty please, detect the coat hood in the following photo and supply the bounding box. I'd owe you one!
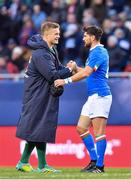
[27,34,49,50]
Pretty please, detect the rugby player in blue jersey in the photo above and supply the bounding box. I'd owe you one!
[55,25,112,173]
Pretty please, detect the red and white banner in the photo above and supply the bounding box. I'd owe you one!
[0,126,131,167]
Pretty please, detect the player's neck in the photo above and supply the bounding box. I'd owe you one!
[91,41,100,49]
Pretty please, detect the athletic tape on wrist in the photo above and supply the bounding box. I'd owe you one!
[64,77,72,84]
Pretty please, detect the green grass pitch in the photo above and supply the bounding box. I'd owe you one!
[0,167,131,179]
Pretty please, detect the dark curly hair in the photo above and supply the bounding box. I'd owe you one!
[83,25,103,41]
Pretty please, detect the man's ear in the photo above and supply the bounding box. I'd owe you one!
[91,35,96,41]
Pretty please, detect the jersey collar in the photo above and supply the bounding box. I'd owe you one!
[90,44,104,51]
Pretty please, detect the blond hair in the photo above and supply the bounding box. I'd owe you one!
[41,21,60,35]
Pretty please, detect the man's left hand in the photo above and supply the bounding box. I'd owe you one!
[54,79,65,87]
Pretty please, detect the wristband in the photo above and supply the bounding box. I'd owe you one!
[64,78,69,84]
[64,77,72,84]
[68,77,72,83]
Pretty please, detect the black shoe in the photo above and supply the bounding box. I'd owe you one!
[89,165,104,173]
[81,160,96,172]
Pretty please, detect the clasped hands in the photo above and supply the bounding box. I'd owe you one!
[54,60,77,87]
[66,60,77,73]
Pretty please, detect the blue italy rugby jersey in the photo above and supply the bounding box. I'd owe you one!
[86,44,111,96]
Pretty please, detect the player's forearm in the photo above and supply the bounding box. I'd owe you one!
[55,66,93,86]
[76,66,83,73]
[71,68,90,82]
[66,66,93,83]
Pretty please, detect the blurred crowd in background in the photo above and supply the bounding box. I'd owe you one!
[0,0,131,75]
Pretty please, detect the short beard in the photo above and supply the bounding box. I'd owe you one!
[85,43,91,48]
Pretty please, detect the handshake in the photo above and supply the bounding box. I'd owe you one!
[66,60,78,74]
[50,60,78,97]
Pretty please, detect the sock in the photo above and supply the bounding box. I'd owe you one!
[20,141,35,163]
[82,133,97,161]
[36,142,47,169]
[96,135,107,167]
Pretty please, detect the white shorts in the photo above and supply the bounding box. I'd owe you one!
[81,94,112,119]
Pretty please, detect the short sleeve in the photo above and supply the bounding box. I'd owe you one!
[86,53,103,71]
